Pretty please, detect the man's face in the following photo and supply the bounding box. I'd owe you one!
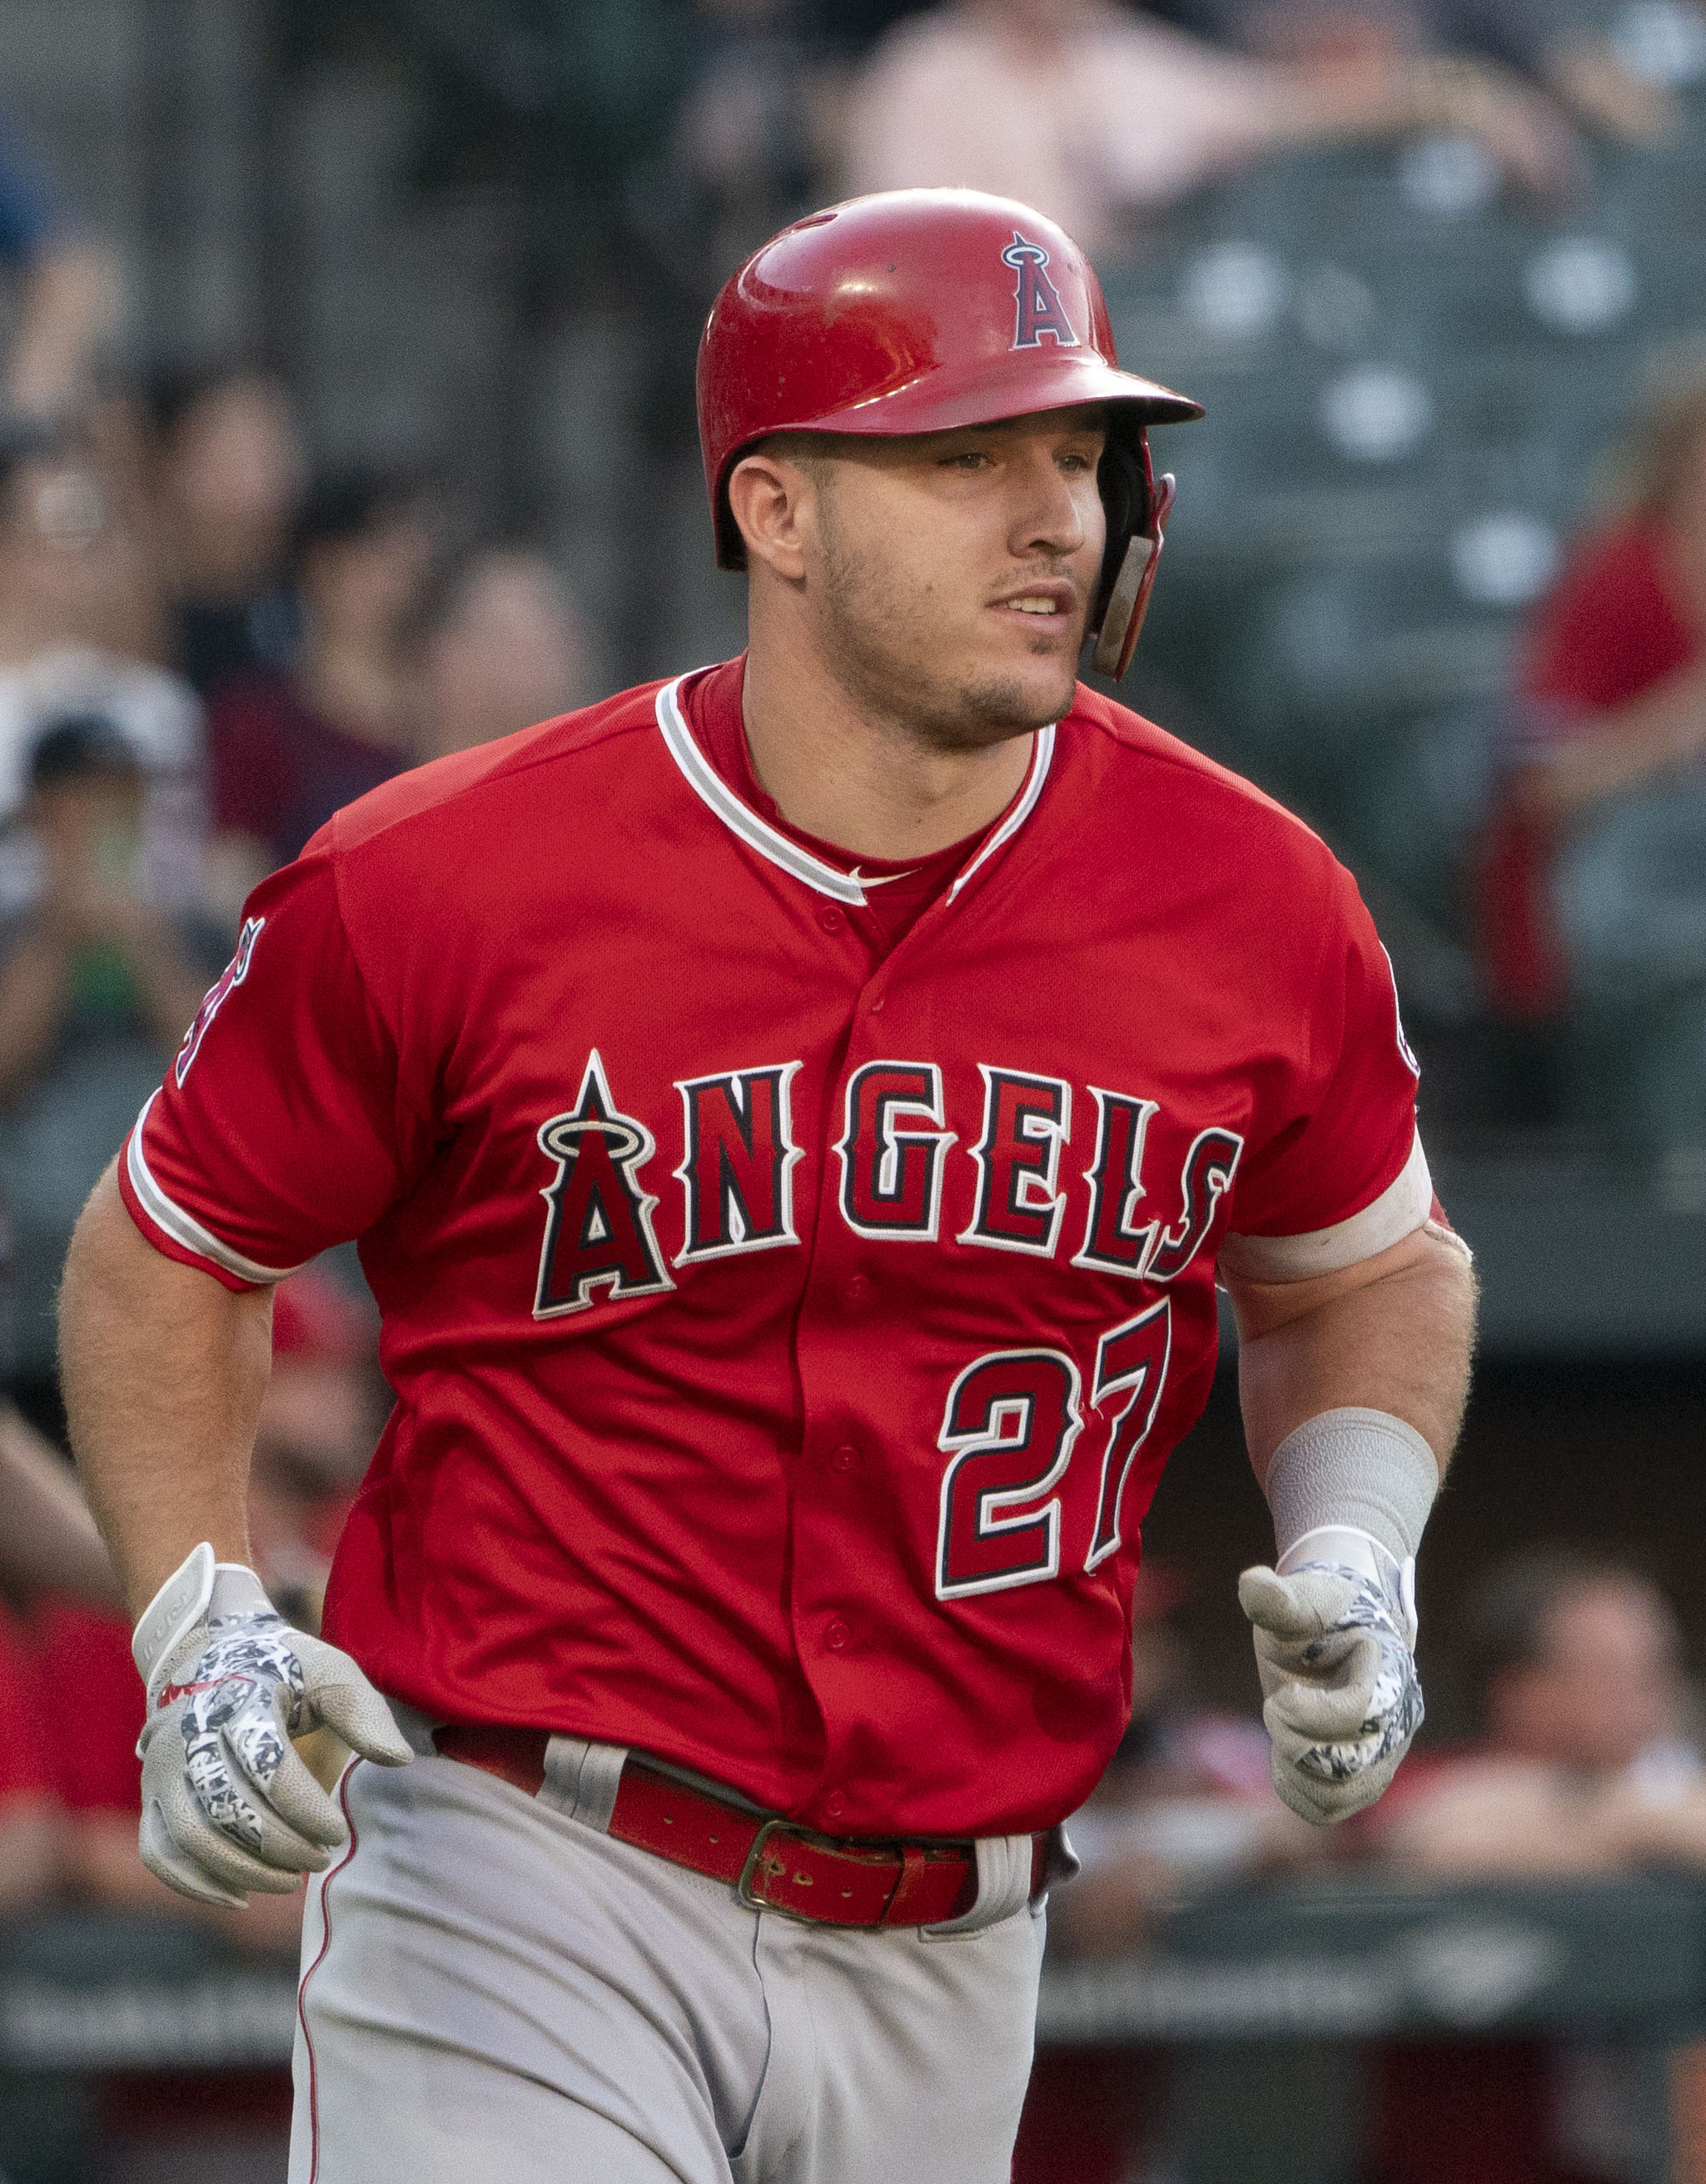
[783,407,1108,753]
[172,377,303,542]
[1493,1579,1682,1774]
[32,770,145,883]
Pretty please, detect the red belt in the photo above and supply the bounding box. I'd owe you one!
[433,1724,1045,1928]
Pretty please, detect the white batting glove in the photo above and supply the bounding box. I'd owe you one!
[132,1541,411,1908]
[1238,1526,1424,1826]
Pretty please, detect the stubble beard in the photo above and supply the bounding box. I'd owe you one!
[813,516,1080,756]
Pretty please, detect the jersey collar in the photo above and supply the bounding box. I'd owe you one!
[654,673,1056,908]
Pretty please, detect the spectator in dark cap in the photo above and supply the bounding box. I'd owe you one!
[0,714,227,1407]
[204,465,439,896]
[0,439,202,873]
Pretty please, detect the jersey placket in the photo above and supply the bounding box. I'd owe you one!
[783,829,1019,1831]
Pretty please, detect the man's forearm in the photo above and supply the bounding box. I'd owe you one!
[1230,1224,1476,1480]
[1516,664,1706,825]
[58,1162,272,1618]
[0,1403,121,1606]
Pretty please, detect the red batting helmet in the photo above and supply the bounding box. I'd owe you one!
[696,188,1204,679]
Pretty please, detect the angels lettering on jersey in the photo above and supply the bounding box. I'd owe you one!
[533,1046,1239,1320]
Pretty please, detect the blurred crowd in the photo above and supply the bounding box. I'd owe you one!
[0,0,1694,1413]
[1017,1545,1706,2184]
[678,0,1689,268]
[0,0,1704,2177]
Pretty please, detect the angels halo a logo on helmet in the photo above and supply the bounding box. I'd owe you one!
[1001,232,1079,351]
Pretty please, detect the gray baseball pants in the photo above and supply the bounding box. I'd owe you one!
[288,1734,1047,2182]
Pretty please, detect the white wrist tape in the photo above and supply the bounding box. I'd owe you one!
[1264,1407,1438,1577]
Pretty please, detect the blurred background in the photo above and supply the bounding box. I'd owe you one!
[0,0,1704,2178]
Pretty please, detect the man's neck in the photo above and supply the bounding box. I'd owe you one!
[739,639,1039,863]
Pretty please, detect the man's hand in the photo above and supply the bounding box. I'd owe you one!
[133,1543,411,1908]
[1239,1534,1423,1825]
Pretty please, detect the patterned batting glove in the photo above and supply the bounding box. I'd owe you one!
[132,1542,412,1908]
[1237,1527,1423,1827]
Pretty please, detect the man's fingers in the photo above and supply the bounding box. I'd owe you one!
[1266,1758,1344,1828]
[308,1673,413,1768]
[213,1687,350,1848]
[144,1759,314,1898]
[152,1699,338,1880]
[1265,1677,1383,1744]
[139,1798,251,1908]
[1295,1729,1390,1784]
[1238,1564,1360,1642]
[1237,1565,1318,1637]
[240,1734,352,1848]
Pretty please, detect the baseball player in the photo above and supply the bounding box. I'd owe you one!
[59,188,1475,2183]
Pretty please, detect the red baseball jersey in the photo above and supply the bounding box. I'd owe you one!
[120,661,1429,1839]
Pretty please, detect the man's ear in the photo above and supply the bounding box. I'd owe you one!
[726,451,816,582]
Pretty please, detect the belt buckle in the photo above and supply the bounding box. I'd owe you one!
[738,1817,823,1919]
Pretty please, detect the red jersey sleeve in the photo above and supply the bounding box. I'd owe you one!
[1219,859,1429,1281]
[118,843,432,1290]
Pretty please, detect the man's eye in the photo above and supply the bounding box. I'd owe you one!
[946,451,989,470]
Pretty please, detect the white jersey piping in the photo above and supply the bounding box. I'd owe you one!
[127,1092,305,1286]
[1218,1130,1434,1283]
[655,679,868,904]
[948,726,1055,900]
[654,675,1057,908]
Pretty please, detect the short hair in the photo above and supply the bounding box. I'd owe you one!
[289,465,430,576]
[411,539,555,642]
[141,357,283,444]
[1456,1545,1657,1729]
[27,711,143,789]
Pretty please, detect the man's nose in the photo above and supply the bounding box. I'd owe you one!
[1007,451,1092,561]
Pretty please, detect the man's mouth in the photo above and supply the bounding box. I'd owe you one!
[991,580,1078,627]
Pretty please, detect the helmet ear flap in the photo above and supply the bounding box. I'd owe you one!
[1092,427,1176,681]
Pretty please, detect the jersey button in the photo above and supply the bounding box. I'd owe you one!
[842,1273,870,1307]
[830,1444,858,1474]
[823,1790,848,1823]
[825,1618,850,1651]
[818,905,845,934]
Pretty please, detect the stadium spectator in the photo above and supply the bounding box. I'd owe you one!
[1365,1548,1706,2184]
[1014,1569,1321,2184]
[1473,364,1706,1142]
[415,545,590,761]
[839,0,1579,251]
[142,361,306,698]
[48,1264,381,1951]
[0,442,202,867]
[669,0,830,274]
[205,465,439,893]
[1373,1547,1706,1875]
[1187,0,1676,147]
[0,717,226,1406]
[0,109,117,431]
